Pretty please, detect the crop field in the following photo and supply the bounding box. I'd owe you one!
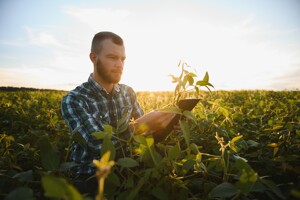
[0,89,299,200]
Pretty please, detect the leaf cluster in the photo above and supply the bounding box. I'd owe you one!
[169,61,214,104]
[1,87,299,199]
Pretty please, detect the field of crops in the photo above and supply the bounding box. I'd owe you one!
[0,89,299,200]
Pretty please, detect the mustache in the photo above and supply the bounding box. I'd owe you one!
[112,69,123,73]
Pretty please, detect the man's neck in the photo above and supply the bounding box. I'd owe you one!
[92,73,114,93]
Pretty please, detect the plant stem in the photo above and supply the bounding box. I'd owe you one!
[96,177,105,200]
[221,147,227,182]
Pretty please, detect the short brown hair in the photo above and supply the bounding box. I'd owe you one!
[91,31,124,53]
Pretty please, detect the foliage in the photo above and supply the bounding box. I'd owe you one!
[169,61,214,104]
[0,87,300,199]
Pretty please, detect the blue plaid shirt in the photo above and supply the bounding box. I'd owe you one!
[61,74,144,174]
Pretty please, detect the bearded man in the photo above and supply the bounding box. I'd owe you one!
[61,31,175,196]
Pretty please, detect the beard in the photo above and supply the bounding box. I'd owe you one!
[95,59,122,84]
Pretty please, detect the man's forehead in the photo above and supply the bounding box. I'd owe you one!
[101,39,125,54]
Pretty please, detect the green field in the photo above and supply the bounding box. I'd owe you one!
[0,90,299,199]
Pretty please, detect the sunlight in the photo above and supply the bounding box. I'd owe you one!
[0,1,299,91]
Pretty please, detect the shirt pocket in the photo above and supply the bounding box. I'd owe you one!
[92,108,110,126]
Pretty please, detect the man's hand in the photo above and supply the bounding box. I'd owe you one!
[131,110,176,135]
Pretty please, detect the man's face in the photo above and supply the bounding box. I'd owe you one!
[94,39,126,84]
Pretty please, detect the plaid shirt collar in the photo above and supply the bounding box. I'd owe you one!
[88,73,120,95]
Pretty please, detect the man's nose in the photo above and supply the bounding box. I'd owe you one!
[116,59,124,68]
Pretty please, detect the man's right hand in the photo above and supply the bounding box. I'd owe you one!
[130,110,176,135]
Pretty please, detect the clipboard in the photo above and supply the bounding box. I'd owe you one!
[152,98,200,143]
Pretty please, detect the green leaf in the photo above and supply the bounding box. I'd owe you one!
[41,175,83,200]
[124,175,135,189]
[205,85,213,93]
[247,140,260,148]
[189,143,199,154]
[151,187,169,200]
[188,72,197,77]
[92,131,106,139]
[169,75,180,83]
[184,74,194,86]
[235,159,258,194]
[179,120,190,147]
[5,187,35,200]
[182,159,195,173]
[49,115,58,127]
[183,69,189,74]
[146,137,154,147]
[263,125,283,131]
[196,80,207,86]
[13,170,33,183]
[229,135,243,153]
[206,82,214,88]
[182,110,198,123]
[117,157,139,168]
[182,75,188,87]
[168,143,181,160]
[101,135,116,160]
[104,124,113,135]
[72,131,87,148]
[37,136,60,171]
[260,178,286,200]
[272,125,283,130]
[42,175,67,198]
[209,182,240,198]
[133,135,147,145]
[143,168,152,182]
[126,178,145,200]
[107,172,121,187]
[117,113,129,133]
[203,71,209,82]
[196,80,214,88]
[177,60,181,67]
[148,145,163,167]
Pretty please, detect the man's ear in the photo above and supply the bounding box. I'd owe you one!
[89,52,96,63]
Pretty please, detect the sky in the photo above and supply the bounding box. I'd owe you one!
[0,0,299,91]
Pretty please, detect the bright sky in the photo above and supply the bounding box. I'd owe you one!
[1,0,299,91]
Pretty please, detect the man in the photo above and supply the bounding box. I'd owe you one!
[61,31,175,195]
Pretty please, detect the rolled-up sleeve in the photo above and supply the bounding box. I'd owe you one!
[127,86,144,119]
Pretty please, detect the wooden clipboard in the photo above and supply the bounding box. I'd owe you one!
[152,98,200,143]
